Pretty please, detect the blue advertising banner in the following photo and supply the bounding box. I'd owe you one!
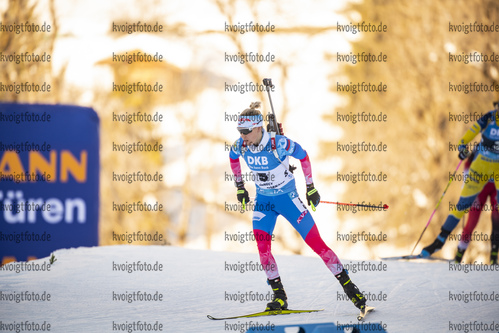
[0,103,99,263]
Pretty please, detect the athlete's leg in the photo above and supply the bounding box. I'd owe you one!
[274,190,366,309]
[454,184,489,262]
[491,213,499,264]
[252,194,280,280]
[491,184,499,264]
[274,190,343,275]
[423,155,492,257]
[252,194,290,310]
[458,184,490,250]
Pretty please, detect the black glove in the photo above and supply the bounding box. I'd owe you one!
[306,183,320,211]
[458,144,470,160]
[235,181,250,209]
[266,122,284,135]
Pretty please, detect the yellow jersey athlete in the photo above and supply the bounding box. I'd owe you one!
[422,101,499,258]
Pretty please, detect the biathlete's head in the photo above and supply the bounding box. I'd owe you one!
[237,101,264,146]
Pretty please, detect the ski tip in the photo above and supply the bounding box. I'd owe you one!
[207,308,324,320]
[207,315,217,320]
[379,254,423,260]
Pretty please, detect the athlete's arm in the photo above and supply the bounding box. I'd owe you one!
[229,142,250,207]
[459,123,481,146]
[229,142,243,183]
[459,111,493,145]
[289,141,313,185]
[282,137,319,208]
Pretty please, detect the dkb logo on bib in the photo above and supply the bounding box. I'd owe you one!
[247,156,268,165]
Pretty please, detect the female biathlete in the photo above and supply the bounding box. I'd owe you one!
[229,102,366,311]
[422,102,499,263]
[453,151,499,264]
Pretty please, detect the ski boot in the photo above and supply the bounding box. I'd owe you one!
[421,236,445,257]
[454,247,466,263]
[266,277,288,310]
[335,269,366,310]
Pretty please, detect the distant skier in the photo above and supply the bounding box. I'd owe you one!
[229,101,366,311]
[422,101,499,263]
[454,151,499,264]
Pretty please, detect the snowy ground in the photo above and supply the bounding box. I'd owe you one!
[1,246,498,333]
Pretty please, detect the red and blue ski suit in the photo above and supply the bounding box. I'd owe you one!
[229,130,343,279]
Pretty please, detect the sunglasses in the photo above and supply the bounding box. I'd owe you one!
[238,128,253,135]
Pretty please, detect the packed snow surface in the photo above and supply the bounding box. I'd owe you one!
[1,246,498,332]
